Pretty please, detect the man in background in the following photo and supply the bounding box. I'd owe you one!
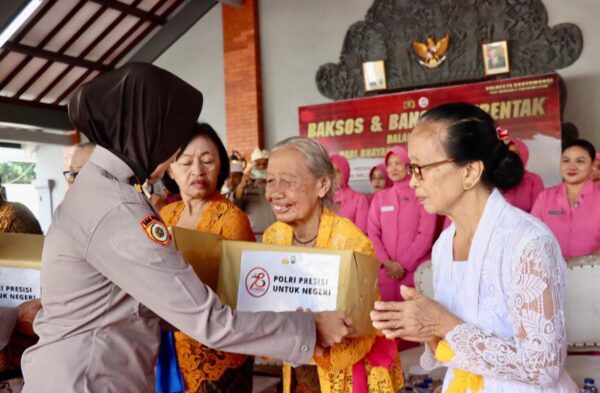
[222,160,244,201]
[487,45,506,69]
[63,142,95,190]
[234,148,276,241]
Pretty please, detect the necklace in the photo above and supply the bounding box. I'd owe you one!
[293,232,318,245]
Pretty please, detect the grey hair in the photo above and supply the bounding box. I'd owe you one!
[271,136,336,210]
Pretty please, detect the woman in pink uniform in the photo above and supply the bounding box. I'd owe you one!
[367,145,436,302]
[367,163,392,204]
[330,154,370,233]
[532,139,600,260]
[502,139,544,212]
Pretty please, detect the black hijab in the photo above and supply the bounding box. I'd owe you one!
[68,62,203,181]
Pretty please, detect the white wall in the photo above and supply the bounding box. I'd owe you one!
[544,0,600,147]
[34,143,66,232]
[153,3,227,143]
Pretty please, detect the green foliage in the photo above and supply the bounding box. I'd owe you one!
[0,162,36,184]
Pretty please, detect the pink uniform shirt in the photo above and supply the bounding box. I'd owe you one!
[331,154,370,233]
[502,139,544,212]
[367,146,436,301]
[531,179,600,259]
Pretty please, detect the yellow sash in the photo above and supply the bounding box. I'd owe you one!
[435,341,484,393]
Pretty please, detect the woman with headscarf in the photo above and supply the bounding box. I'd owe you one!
[158,123,255,393]
[263,137,402,393]
[329,154,370,233]
[20,63,352,393]
[367,163,392,204]
[367,145,437,302]
[502,139,544,212]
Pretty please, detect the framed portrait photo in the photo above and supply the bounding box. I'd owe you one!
[482,41,510,76]
[362,60,387,92]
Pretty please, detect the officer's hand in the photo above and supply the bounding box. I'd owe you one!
[16,299,41,336]
[314,311,354,355]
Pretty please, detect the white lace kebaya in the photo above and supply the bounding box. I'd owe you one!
[421,190,577,392]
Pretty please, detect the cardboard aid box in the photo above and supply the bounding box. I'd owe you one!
[172,226,379,336]
[0,233,43,307]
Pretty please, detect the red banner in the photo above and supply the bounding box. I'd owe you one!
[299,73,561,189]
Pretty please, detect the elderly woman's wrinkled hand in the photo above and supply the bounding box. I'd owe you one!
[370,286,462,342]
[16,298,42,336]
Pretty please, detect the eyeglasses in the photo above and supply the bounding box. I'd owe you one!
[406,159,455,181]
[63,170,79,183]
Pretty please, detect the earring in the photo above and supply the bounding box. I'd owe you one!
[464,182,473,190]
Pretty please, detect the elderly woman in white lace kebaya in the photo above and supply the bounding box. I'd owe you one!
[370,103,577,392]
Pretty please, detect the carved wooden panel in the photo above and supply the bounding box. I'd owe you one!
[316,0,583,100]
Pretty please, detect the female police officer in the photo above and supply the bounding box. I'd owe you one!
[21,63,352,393]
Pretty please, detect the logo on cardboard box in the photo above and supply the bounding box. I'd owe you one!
[245,267,270,298]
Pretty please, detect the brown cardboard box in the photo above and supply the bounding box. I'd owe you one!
[172,227,379,336]
[0,233,43,307]
[171,226,222,292]
[0,233,43,269]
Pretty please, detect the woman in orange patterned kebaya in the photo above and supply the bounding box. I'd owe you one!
[263,137,403,393]
[0,192,42,234]
[157,123,255,393]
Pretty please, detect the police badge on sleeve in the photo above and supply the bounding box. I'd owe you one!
[140,214,171,246]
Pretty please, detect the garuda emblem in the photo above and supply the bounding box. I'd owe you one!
[413,34,450,69]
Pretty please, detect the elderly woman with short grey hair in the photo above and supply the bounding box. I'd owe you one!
[266,137,336,245]
[262,136,403,393]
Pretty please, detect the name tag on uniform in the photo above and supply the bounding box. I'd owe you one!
[548,210,565,215]
[381,205,395,212]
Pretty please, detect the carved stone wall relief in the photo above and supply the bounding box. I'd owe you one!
[316,0,583,101]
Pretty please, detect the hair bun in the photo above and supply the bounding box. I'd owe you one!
[421,103,525,191]
[490,146,524,191]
